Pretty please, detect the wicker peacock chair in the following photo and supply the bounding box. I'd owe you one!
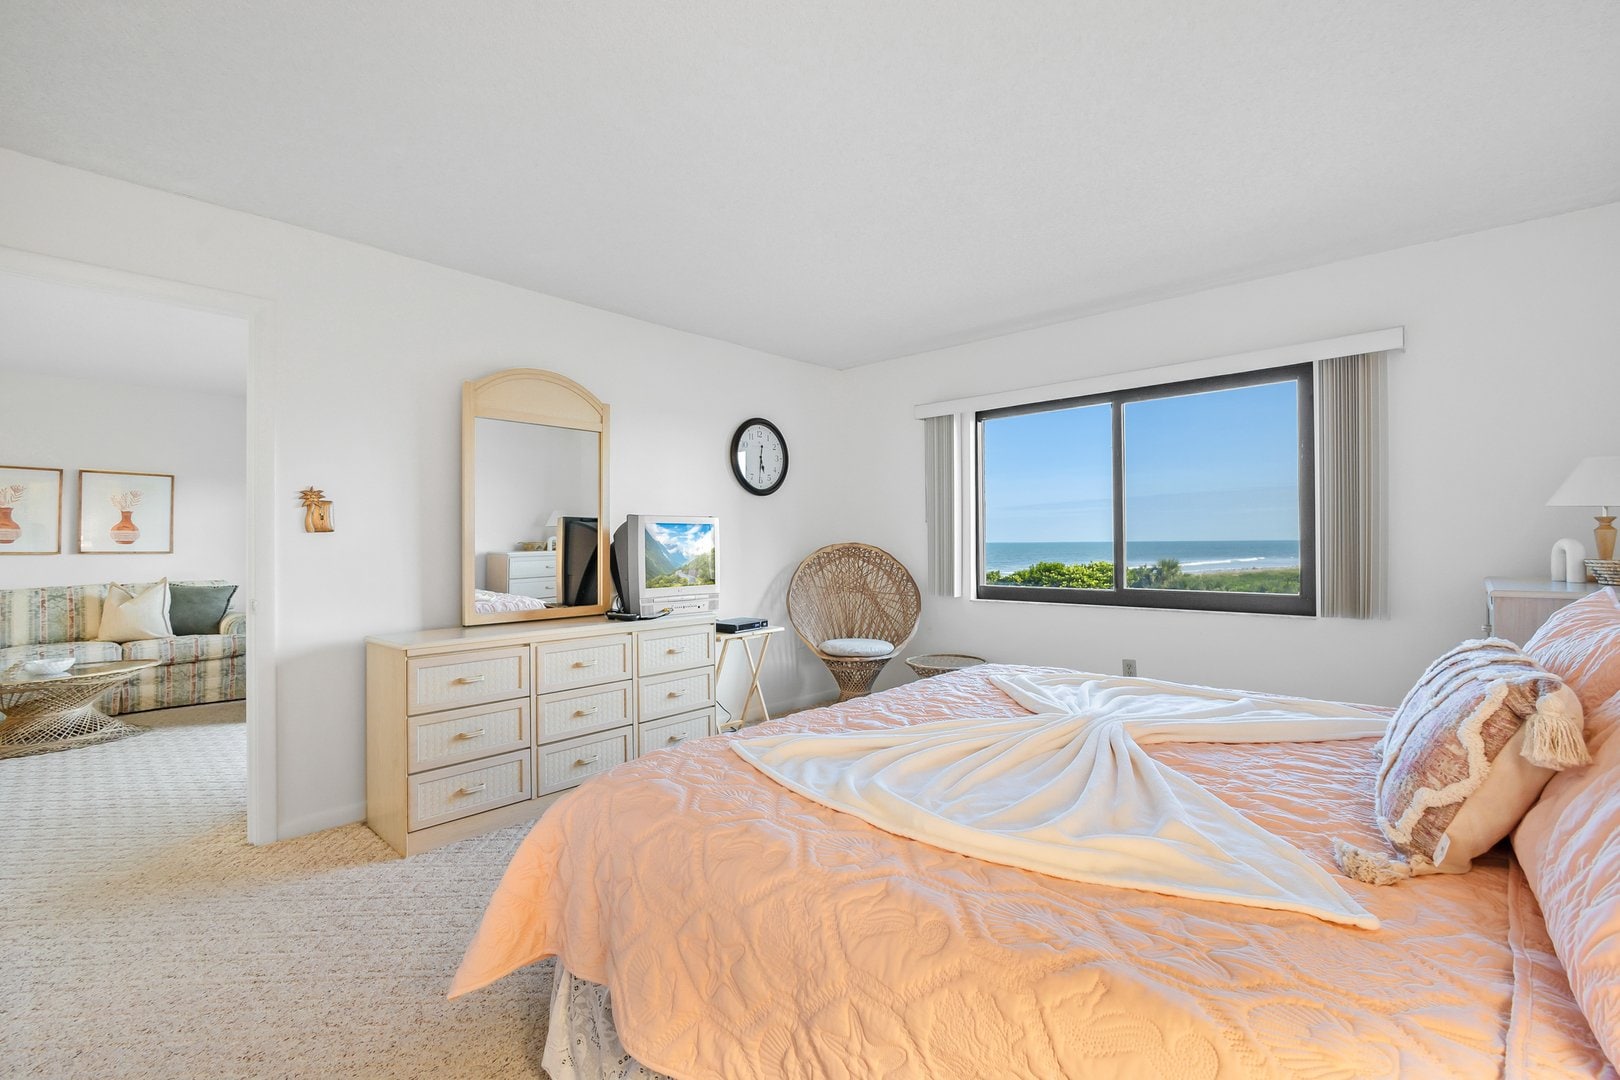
[787,543,922,702]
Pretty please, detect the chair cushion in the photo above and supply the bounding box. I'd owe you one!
[820,637,895,658]
[124,634,246,664]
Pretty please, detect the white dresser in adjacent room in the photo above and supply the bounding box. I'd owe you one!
[366,614,716,856]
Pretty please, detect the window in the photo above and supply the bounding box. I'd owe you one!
[977,364,1316,615]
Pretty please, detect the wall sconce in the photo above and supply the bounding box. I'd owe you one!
[299,487,334,533]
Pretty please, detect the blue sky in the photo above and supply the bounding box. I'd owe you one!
[646,521,715,561]
[982,380,1300,543]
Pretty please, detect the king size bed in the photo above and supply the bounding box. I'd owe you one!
[452,589,1620,1078]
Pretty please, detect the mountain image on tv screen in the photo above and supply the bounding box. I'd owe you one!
[643,522,716,588]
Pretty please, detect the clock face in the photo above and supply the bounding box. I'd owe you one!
[730,418,788,495]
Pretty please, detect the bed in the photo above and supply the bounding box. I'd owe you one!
[473,588,549,615]
[453,590,1620,1079]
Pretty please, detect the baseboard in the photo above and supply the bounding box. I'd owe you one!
[277,801,367,843]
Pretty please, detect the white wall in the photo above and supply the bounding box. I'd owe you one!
[0,371,246,590]
[842,201,1620,706]
[0,149,845,839]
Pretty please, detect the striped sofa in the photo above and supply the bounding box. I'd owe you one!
[0,580,246,714]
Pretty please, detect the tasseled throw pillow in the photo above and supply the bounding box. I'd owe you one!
[1334,638,1587,886]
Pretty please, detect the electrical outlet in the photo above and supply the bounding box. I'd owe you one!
[1122,658,1137,677]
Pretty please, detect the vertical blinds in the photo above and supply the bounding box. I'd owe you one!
[1317,352,1388,619]
[923,415,959,597]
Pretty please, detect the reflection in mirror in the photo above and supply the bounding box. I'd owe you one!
[473,418,599,612]
[462,367,610,626]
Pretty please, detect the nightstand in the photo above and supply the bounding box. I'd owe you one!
[487,550,559,602]
[1484,578,1602,644]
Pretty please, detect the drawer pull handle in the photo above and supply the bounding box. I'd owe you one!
[667,734,686,744]
[572,660,598,668]
[573,755,599,767]
[667,689,687,698]
[665,647,679,655]
[453,728,486,740]
[455,783,486,797]
[573,707,599,717]
[453,674,487,684]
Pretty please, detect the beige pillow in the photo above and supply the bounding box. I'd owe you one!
[97,579,173,643]
[1334,638,1587,885]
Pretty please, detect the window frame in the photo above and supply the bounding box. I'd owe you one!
[975,363,1317,616]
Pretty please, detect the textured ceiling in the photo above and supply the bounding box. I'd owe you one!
[1,2,1617,368]
[0,273,248,394]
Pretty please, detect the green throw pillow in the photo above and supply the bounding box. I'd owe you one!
[168,583,239,636]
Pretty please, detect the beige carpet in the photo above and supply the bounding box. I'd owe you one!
[0,703,554,1078]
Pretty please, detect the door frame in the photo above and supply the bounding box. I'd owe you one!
[0,246,279,843]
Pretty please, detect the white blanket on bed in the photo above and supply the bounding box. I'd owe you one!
[732,672,1390,929]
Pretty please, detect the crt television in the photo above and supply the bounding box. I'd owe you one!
[612,515,720,617]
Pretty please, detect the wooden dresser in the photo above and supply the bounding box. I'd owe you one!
[366,614,716,856]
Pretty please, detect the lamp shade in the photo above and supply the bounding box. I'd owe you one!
[1547,456,1620,510]
[546,510,562,527]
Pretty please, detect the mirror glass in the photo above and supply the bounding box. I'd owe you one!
[462,368,610,625]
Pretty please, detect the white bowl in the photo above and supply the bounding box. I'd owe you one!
[22,657,75,676]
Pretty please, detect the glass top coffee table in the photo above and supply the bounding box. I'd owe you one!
[0,660,160,759]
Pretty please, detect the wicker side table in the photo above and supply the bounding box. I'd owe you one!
[0,660,159,759]
[905,653,988,678]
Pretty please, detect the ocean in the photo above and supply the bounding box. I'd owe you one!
[984,540,1299,576]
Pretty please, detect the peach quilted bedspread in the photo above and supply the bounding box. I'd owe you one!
[453,666,1611,1079]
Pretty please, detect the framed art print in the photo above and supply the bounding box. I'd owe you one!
[0,465,64,555]
[79,469,174,553]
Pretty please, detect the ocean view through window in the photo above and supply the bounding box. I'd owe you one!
[977,364,1316,615]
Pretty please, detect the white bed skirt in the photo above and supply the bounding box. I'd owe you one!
[541,963,671,1080]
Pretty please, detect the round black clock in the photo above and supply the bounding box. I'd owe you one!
[729,417,788,496]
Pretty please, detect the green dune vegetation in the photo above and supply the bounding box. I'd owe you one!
[984,557,1300,594]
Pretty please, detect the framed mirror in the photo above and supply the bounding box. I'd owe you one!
[461,369,611,626]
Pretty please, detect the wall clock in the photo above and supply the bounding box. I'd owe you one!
[730,417,788,496]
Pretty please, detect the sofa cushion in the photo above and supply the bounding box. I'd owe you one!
[124,634,246,665]
[97,579,172,643]
[169,583,238,636]
[0,583,109,646]
[0,640,125,673]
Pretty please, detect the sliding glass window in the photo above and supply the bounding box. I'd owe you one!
[977,364,1316,615]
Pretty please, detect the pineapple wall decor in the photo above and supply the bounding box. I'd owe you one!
[299,487,334,533]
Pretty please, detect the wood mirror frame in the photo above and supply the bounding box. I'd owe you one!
[461,368,611,626]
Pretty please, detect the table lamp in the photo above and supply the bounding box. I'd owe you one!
[1547,456,1620,569]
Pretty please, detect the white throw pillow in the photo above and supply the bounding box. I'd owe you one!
[819,637,894,658]
[97,579,173,643]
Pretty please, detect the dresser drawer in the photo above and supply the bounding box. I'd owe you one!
[406,647,527,714]
[637,625,716,676]
[507,576,557,600]
[538,726,632,796]
[538,681,632,744]
[638,708,714,757]
[536,635,631,691]
[639,667,716,723]
[407,749,532,831]
[408,700,529,773]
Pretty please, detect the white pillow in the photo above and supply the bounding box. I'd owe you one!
[819,637,894,658]
[97,579,173,643]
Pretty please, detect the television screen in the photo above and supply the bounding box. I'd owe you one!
[643,520,716,588]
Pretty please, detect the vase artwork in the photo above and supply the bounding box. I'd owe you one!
[109,490,143,546]
[0,484,24,544]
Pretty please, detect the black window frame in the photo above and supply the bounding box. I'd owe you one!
[975,363,1317,616]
